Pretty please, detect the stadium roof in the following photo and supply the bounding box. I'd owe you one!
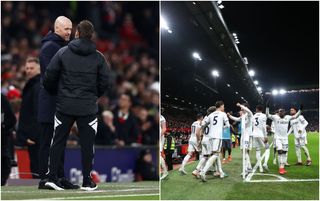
[161,2,263,112]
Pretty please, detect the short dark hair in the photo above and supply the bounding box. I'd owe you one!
[26,56,39,64]
[77,20,94,39]
[207,106,216,115]
[215,101,224,109]
[290,106,298,112]
[196,113,203,119]
[256,105,264,112]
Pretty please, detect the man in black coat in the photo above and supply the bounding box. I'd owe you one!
[38,16,77,189]
[1,94,17,186]
[113,93,139,146]
[17,57,41,178]
[43,20,110,191]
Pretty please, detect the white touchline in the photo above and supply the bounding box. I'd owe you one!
[46,193,159,200]
[247,179,319,183]
[245,142,274,182]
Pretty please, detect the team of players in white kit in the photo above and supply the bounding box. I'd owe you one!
[160,100,312,181]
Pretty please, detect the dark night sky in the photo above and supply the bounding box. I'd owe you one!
[221,1,319,91]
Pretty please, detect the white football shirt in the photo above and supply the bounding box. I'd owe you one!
[252,112,267,137]
[203,111,230,139]
[290,115,308,137]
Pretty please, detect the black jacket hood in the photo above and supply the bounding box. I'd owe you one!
[68,38,96,56]
[41,31,66,46]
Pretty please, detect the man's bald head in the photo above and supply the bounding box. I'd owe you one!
[54,16,72,41]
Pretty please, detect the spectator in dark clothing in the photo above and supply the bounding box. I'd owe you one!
[37,16,77,189]
[43,20,110,191]
[95,110,116,145]
[1,94,17,186]
[16,57,41,178]
[113,93,139,146]
[137,108,158,145]
[134,149,158,181]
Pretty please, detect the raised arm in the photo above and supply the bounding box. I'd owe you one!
[227,113,241,122]
[237,103,253,117]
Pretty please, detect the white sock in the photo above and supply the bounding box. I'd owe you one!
[216,155,223,174]
[196,157,207,171]
[283,153,288,165]
[245,153,252,169]
[202,155,217,174]
[264,148,270,166]
[295,146,302,163]
[160,156,167,173]
[181,154,191,169]
[301,146,311,160]
[256,150,262,169]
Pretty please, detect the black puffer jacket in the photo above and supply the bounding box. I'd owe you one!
[43,38,110,116]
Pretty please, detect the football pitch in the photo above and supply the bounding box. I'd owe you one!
[1,181,159,200]
[161,132,319,200]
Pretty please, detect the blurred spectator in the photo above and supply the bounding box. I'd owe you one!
[134,149,158,181]
[113,93,139,146]
[96,110,116,145]
[16,57,41,178]
[137,107,158,145]
[1,94,17,186]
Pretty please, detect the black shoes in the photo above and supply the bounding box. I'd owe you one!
[59,178,80,189]
[38,179,53,190]
[81,176,98,191]
[44,177,65,191]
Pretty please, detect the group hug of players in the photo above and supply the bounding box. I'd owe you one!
[160,100,312,181]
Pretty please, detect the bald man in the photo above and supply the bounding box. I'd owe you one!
[38,16,78,190]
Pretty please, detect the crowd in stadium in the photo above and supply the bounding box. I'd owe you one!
[1,2,159,148]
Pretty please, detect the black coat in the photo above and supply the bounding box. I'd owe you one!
[38,32,67,123]
[17,74,41,144]
[43,38,110,116]
[113,109,139,145]
[1,94,17,156]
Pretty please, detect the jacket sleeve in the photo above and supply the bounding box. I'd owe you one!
[1,95,17,134]
[97,53,111,97]
[39,42,60,81]
[43,49,64,94]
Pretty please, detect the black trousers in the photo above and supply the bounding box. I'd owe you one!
[164,150,174,171]
[39,123,65,179]
[48,112,97,179]
[1,155,11,186]
[28,144,39,178]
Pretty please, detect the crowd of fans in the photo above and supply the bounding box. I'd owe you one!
[303,110,319,132]
[1,2,159,147]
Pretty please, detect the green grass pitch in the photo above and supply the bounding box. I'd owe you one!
[161,132,319,200]
[1,181,159,200]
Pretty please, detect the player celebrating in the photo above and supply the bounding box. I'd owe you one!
[160,114,169,180]
[266,102,302,175]
[192,106,216,178]
[200,101,230,182]
[288,107,312,166]
[252,105,270,172]
[228,103,253,176]
[179,114,203,175]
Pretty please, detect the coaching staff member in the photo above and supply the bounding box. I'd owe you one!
[38,16,77,189]
[43,20,110,191]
